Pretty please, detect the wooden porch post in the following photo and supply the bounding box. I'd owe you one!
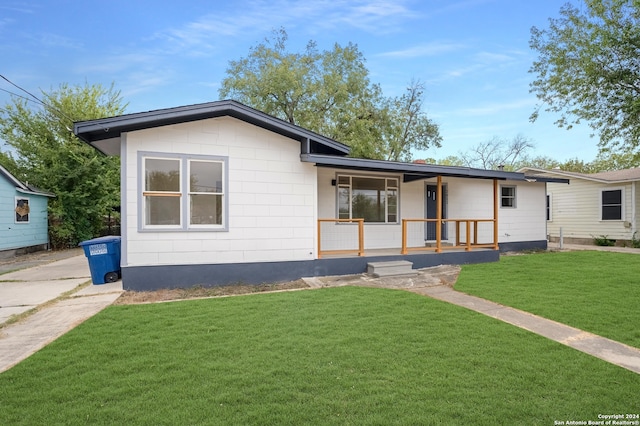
[436,175,442,253]
[493,179,499,250]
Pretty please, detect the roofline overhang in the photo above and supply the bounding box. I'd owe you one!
[522,175,570,184]
[16,187,56,197]
[301,153,533,181]
[518,167,635,184]
[73,100,351,156]
[0,165,55,197]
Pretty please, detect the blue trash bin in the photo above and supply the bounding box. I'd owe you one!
[79,236,121,284]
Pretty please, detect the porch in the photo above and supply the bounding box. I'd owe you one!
[318,177,500,259]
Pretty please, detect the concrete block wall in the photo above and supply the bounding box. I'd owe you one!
[123,117,317,267]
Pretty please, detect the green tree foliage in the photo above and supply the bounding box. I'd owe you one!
[514,149,640,173]
[0,83,126,248]
[529,0,640,152]
[380,80,442,161]
[219,28,440,161]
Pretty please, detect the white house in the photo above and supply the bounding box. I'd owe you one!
[0,164,54,258]
[520,167,640,245]
[74,101,553,291]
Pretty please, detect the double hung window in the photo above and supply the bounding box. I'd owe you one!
[337,175,398,223]
[141,154,227,230]
[601,189,622,220]
[501,186,516,208]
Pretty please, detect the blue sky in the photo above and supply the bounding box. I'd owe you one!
[0,0,599,162]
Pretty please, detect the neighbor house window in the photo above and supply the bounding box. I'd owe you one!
[501,186,516,208]
[601,189,622,220]
[337,175,398,223]
[15,197,30,223]
[546,194,552,221]
[141,153,227,231]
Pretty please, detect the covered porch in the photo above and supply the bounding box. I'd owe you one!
[318,176,501,259]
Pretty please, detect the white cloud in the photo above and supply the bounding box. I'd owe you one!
[378,42,467,58]
[0,3,35,14]
[455,98,537,116]
[153,0,418,53]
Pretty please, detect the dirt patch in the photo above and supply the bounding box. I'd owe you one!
[114,279,310,305]
[113,264,462,305]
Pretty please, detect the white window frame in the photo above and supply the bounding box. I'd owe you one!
[500,185,517,209]
[15,197,30,224]
[138,152,228,232]
[336,174,399,223]
[600,187,624,221]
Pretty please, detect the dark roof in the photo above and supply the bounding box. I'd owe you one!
[73,100,350,156]
[302,153,536,182]
[0,164,55,197]
[518,167,633,184]
[74,100,547,182]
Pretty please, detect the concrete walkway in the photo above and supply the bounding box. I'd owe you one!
[0,252,123,373]
[411,285,640,375]
[305,261,640,376]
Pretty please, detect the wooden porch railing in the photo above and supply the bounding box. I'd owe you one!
[317,218,364,259]
[401,218,498,254]
[319,178,500,258]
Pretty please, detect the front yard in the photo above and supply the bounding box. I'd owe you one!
[0,282,638,425]
[455,250,640,348]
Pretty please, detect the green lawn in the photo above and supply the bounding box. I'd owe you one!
[0,286,637,425]
[455,250,640,348]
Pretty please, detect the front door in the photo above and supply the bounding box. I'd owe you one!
[425,185,447,240]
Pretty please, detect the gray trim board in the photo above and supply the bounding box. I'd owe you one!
[120,134,128,267]
[499,240,548,252]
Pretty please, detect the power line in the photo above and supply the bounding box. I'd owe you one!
[0,74,76,124]
[0,87,38,105]
[0,74,47,108]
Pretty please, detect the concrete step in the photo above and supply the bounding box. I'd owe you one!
[367,260,416,278]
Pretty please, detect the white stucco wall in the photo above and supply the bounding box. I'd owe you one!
[432,177,546,245]
[317,168,424,250]
[122,117,317,267]
[316,171,547,251]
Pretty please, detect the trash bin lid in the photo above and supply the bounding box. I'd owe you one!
[78,235,122,246]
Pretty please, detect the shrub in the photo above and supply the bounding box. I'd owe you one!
[593,235,615,246]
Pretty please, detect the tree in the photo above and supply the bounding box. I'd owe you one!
[219,28,441,161]
[0,83,126,248]
[590,148,640,170]
[529,0,640,153]
[381,80,442,162]
[459,134,535,170]
[513,155,562,171]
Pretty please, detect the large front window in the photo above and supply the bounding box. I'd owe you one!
[337,175,398,223]
[141,154,226,230]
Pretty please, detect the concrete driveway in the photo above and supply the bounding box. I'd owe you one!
[0,250,123,373]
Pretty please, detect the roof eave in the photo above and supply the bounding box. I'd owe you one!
[74,100,350,157]
[301,153,530,181]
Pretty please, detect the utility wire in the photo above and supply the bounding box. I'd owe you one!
[0,74,77,124]
[0,87,37,105]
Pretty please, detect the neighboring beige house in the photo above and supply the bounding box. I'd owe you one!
[74,100,553,291]
[520,167,640,245]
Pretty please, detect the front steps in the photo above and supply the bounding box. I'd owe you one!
[367,260,416,278]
